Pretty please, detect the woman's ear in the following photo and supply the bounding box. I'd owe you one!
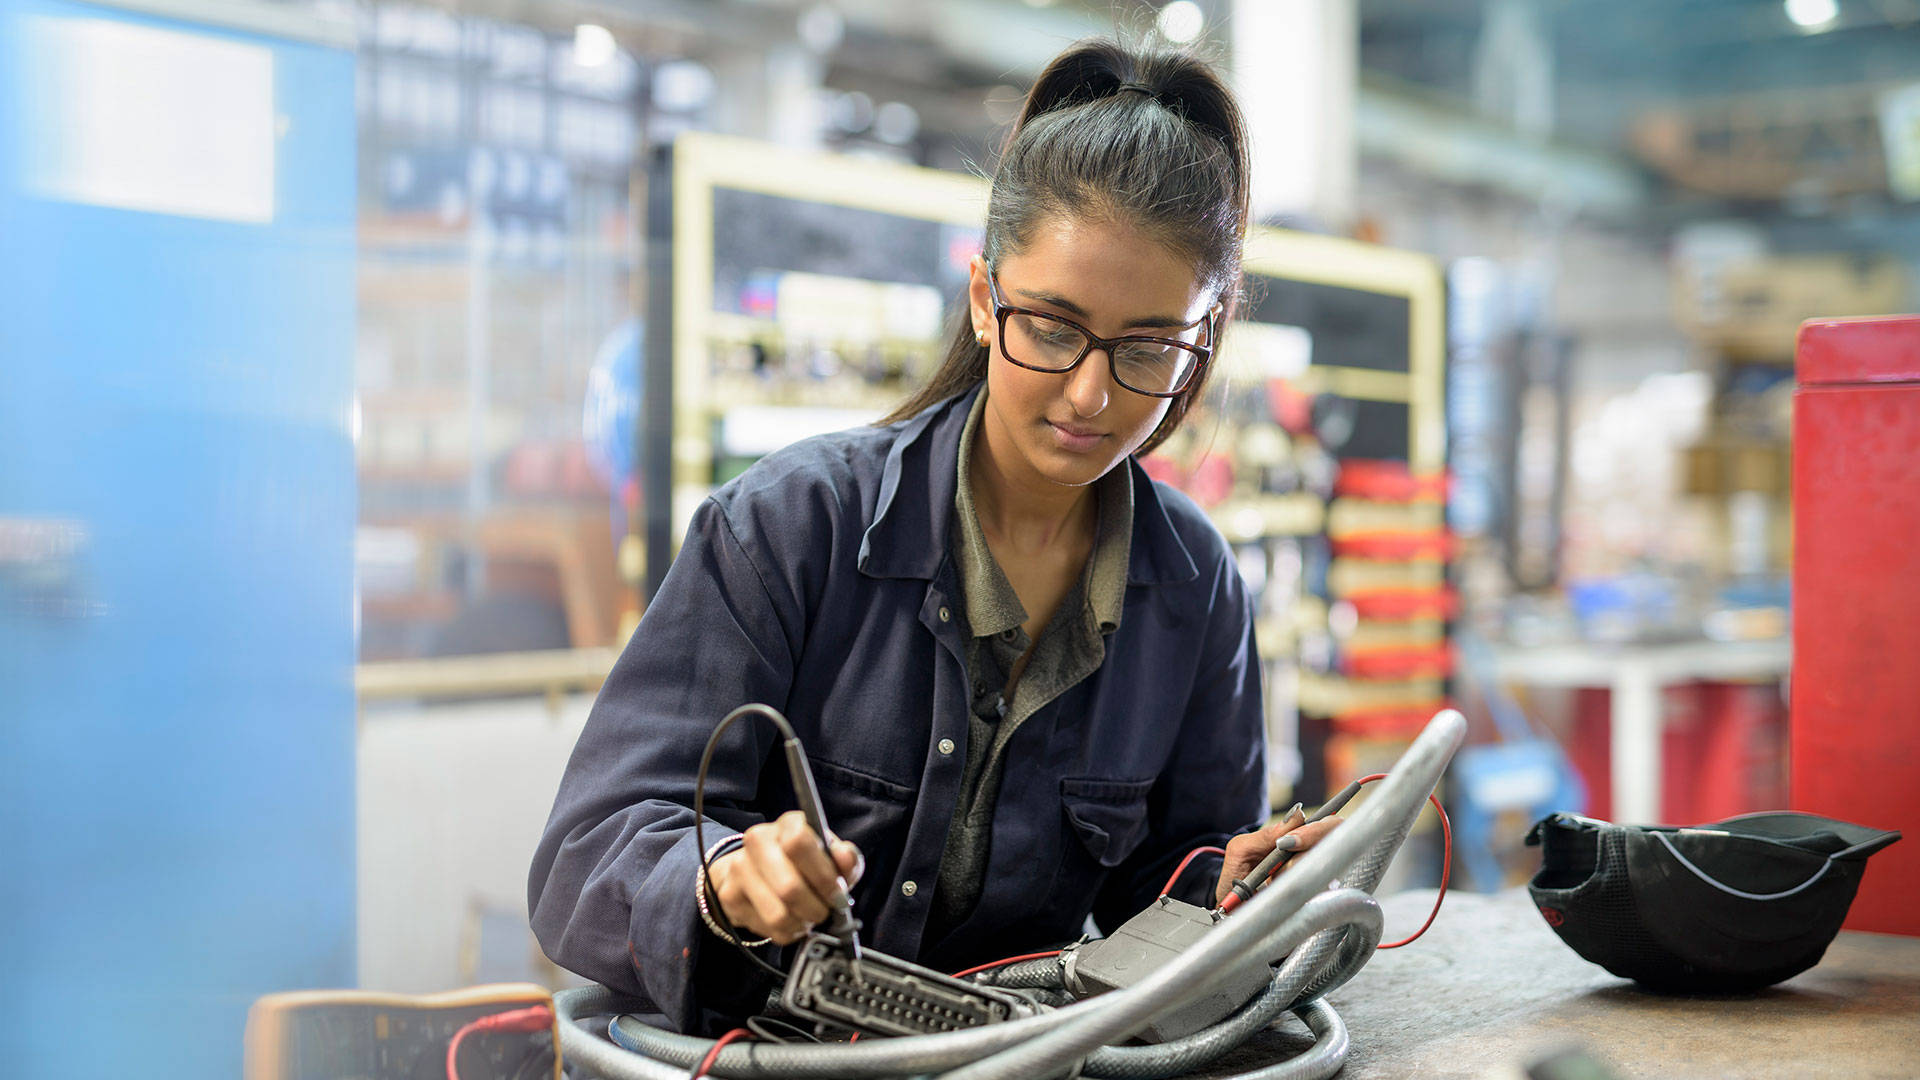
[967,255,993,342]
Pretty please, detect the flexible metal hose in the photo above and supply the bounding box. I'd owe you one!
[1247,999,1350,1080]
[604,987,1118,1078]
[968,892,1378,1078]
[1287,783,1431,1006]
[571,709,1465,1080]
[939,709,1464,1080]
[603,897,1371,1080]
[606,893,1380,1080]
[1078,891,1381,1079]
[555,985,702,1080]
[973,955,1066,988]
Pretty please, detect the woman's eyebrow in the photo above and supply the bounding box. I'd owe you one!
[1013,286,1193,330]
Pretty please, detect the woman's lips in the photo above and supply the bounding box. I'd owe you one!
[1048,420,1105,452]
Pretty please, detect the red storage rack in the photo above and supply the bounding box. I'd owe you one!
[1791,315,1920,936]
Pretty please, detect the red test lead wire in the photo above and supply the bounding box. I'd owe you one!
[1212,774,1451,948]
[951,949,1063,980]
[691,1027,753,1080]
[1351,772,1451,950]
[1160,845,1227,899]
[444,1005,555,1080]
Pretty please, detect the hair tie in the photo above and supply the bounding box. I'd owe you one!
[1115,82,1158,99]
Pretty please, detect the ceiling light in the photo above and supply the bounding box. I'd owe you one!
[1785,0,1839,30]
[798,5,845,54]
[1157,0,1205,44]
[573,23,616,68]
[875,101,920,145]
[653,60,715,112]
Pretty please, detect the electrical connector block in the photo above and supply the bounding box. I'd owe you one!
[1061,896,1273,1042]
[781,940,1031,1037]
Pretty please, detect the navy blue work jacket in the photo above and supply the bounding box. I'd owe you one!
[528,386,1266,1033]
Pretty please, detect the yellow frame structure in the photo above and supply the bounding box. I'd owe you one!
[1241,227,1448,474]
[667,133,1446,543]
[670,132,988,536]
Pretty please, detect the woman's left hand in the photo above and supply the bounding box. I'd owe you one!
[1214,806,1342,907]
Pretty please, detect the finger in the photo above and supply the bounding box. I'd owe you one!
[758,843,833,927]
[1273,818,1342,860]
[714,857,792,941]
[749,825,833,925]
[1221,832,1270,880]
[738,826,809,922]
[1227,807,1301,872]
[830,840,865,886]
[775,813,852,909]
[1262,804,1308,841]
[710,851,759,930]
[737,871,807,944]
[1290,817,1341,847]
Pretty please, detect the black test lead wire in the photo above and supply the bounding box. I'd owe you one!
[693,703,863,980]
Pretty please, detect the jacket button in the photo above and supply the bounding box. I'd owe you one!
[938,738,955,755]
[901,880,918,897]
[938,606,951,623]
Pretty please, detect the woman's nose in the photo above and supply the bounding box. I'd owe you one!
[1064,349,1112,418]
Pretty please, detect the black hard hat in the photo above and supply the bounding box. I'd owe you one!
[1526,811,1900,992]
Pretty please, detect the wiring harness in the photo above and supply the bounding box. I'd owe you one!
[554,708,1466,1080]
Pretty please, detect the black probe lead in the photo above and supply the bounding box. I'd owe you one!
[1215,802,1302,913]
[694,703,863,979]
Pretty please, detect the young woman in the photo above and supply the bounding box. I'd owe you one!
[529,37,1336,1034]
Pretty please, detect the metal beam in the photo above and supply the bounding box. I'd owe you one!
[1355,76,1650,216]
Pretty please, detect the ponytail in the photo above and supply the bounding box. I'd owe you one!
[882,37,1249,455]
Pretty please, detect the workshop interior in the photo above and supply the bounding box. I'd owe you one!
[2,0,1918,1077]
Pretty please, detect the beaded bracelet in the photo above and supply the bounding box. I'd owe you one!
[695,834,772,948]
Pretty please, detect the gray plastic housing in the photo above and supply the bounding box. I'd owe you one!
[1062,895,1272,1042]
[782,939,1030,1037]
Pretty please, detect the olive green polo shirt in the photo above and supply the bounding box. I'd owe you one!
[927,388,1133,935]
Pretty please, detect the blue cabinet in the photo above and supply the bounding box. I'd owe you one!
[0,2,357,1075]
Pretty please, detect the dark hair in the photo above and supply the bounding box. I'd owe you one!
[881,37,1251,455]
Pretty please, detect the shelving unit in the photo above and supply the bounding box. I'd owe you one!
[663,132,988,542]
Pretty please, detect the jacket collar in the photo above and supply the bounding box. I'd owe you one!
[858,384,1197,587]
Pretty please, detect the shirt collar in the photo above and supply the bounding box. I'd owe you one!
[951,391,1027,637]
[857,382,1197,588]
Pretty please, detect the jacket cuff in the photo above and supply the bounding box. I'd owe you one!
[697,835,771,946]
[631,829,782,1033]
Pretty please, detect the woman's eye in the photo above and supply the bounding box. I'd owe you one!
[1116,344,1172,367]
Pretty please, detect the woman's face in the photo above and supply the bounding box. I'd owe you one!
[968,215,1215,493]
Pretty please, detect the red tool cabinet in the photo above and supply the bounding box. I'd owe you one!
[1792,315,1920,936]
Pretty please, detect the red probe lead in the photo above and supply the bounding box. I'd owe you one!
[1213,775,1452,950]
[444,1005,554,1080]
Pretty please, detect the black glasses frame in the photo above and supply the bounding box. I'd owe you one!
[985,269,1216,399]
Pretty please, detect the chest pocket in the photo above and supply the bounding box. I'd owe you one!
[1060,776,1156,868]
[809,757,918,898]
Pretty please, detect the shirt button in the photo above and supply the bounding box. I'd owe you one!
[938,738,955,756]
[1000,628,1018,642]
[938,607,951,623]
[901,880,919,897]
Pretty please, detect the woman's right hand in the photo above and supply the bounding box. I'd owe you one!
[709,810,865,945]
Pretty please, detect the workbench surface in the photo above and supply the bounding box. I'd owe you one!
[1200,887,1920,1079]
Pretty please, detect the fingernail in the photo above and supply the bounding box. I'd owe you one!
[830,877,853,907]
[1285,802,1305,825]
[1276,834,1301,851]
